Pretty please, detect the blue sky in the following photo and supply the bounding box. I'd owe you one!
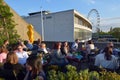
[5,0,120,18]
[4,0,120,32]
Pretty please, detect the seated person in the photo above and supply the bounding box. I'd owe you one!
[24,55,46,80]
[0,51,25,80]
[61,41,70,56]
[18,41,28,51]
[86,40,95,54]
[16,44,29,65]
[94,47,119,70]
[38,43,48,54]
[107,42,120,57]
[71,39,79,53]
[50,42,68,66]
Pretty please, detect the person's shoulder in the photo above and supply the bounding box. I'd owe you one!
[4,62,13,69]
[111,55,117,59]
[4,62,11,66]
[96,53,104,57]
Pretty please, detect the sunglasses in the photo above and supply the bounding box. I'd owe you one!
[110,46,113,48]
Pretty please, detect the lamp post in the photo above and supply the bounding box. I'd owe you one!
[41,7,44,41]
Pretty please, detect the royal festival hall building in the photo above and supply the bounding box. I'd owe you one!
[23,9,92,42]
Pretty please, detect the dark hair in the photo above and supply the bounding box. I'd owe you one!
[88,40,93,44]
[53,42,61,49]
[4,39,8,44]
[63,41,69,50]
[75,39,79,42]
[103,47,112,60]
[26,55,42,75]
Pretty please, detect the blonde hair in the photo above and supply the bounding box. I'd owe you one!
[6,51,18,64]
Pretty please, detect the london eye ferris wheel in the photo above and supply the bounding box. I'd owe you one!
[87,9,100,33]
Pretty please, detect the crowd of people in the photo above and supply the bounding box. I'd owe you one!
[0,38,120,80]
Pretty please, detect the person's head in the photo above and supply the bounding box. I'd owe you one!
[26,55,42,74]
[107,42,114,48]
[39,43,46,49]
[3,40,9,45]
[104,47,113,60]
[88,40,93,44]
[64,41,68,46]
[63,41,69,49]
[38,38,41,42]
[75,39,79,43]
[17,44,23,52]
[53,42,62,49]
[37,38,42,45]
[6,51,18,64]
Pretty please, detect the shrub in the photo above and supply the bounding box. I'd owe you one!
[47,65,120,80]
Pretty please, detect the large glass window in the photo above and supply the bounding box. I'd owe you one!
[74,28,92,41]
[74,16,83,25]
[74,16,92,29]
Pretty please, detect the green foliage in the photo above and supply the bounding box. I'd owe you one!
[94,27,120,41]
[47,65,120,80]
[0,0,20,45]
[109,27,120,41]
[66,65,79,80]
[48,70,59,80]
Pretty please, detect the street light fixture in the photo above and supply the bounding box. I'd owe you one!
[41,7,44,41]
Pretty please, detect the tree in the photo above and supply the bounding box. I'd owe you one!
[109,27,120,41]
[96,27,101,33]
[0,0,20,45]
[110,27,113,32]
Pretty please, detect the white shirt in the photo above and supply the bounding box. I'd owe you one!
[86,44,95,54]
[95,53,119,69]
[16,51,29,65]
[38,48,48,54]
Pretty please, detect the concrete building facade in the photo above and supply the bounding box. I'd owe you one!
[3,1,41,41]
[23,9,92,42]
